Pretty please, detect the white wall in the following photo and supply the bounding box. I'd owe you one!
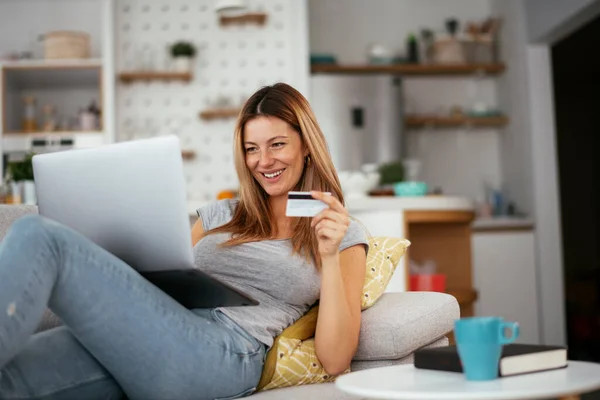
[491,0,534,214]
[309,0,493,64]
[524,0,600,43]
[115,0,309,203]
[309,75,405,172]
[308,0,504,202]
[403,77,501,200]
[0,0,103,59]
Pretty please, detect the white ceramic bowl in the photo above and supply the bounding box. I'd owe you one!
[338,170,380,198]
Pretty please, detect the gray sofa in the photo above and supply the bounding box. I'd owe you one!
[0,205,460,399]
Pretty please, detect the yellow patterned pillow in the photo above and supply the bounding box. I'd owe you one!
[361,236,411,309]
[257,236,410,392]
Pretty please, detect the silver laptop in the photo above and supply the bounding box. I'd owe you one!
[32,135,258,309]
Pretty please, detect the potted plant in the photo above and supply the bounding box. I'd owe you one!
[170,41,196,72]
[7,153,36,205]
[378,161,404,186]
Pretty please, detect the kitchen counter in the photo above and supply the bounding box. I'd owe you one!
[345,195,474,212]
[472,216,535,232]
[189,197,534,232]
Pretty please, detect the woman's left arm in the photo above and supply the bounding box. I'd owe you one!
[310,191,367,376]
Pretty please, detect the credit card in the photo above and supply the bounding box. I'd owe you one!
[285,191,330,217]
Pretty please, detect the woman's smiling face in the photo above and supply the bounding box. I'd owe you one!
[243,116,306,197]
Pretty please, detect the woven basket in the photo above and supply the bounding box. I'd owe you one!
[43,31,90,59]
[429,36,497,64]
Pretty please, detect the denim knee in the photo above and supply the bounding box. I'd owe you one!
[8,215,59,251]
[10,214,48,234]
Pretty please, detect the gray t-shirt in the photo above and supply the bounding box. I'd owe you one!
[194,199,369,347]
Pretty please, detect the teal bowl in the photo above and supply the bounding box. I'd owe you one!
[310,54,337,64]
[393,181,428,197]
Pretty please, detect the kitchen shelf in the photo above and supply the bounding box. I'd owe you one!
[310,63,506,76]
[199,108,240,120]
[2,63,102,133]
[118,71,192,83]
[219,12,268,27]
[405,115,509,128]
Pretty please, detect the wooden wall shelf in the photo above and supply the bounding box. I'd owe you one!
[405,115,509,128]
[310,63,506,76]
[219,12,267,26]
[199,108,240,120]
[0,59,103,70]
[118,71,192,83]
[4,130,102,135]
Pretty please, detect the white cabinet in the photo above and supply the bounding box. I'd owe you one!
[346,196,475,297]
[472,228,541,344]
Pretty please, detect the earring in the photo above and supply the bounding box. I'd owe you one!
[305,155,311,165]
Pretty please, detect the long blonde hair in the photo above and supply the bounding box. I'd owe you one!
[203,83,344,265]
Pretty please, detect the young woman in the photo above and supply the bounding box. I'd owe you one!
[0,83,368,400]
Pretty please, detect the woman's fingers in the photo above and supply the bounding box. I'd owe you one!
[310,191,346,214]
[311,209,348,228]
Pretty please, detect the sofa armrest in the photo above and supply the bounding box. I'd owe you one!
[0,205,38,241]
[354,291,459,361]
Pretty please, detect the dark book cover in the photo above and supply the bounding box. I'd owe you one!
[414,344,568,376]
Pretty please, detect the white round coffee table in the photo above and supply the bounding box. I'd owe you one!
[335,361,600,400]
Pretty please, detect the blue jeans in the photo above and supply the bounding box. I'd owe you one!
[0,215,266,400]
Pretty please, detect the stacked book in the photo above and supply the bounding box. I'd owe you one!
[415,344,568,377]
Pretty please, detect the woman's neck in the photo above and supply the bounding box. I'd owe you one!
[269,194,287,219]
[269,194,293,238]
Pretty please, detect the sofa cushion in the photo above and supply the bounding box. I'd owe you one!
[249,382,358,400]
[350,336,448,371]
[249,338,451,399]
[354,291,459,361]
[0,205,38,241]
[257,236,410,392]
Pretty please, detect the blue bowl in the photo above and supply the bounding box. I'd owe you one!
[393,181,428,197]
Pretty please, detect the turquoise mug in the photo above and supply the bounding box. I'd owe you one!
[454,316,519,381]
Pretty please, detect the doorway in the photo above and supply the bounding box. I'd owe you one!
[551,14,600,362]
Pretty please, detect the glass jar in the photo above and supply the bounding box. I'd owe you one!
[22,96,38,132]
[42,104,57,131]
[0,180,21,204]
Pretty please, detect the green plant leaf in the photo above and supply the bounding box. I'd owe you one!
[7,153,35,181]
[170,41,196,58]
[378,161,404,185]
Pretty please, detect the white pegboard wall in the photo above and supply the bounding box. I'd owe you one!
[116,0,305,203]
